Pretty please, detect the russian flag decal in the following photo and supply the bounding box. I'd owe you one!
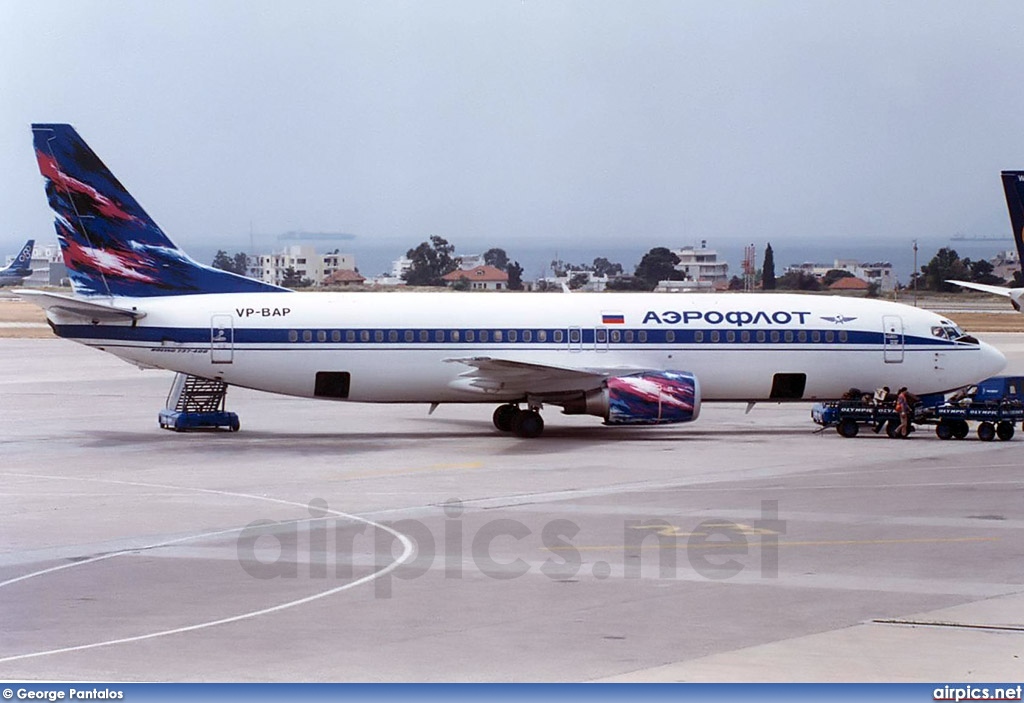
[602,313,625,324]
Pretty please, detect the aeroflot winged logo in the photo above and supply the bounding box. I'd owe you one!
[820,315,857,325]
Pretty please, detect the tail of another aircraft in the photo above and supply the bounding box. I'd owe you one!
[1,239,34,275]
[31,124,285,298]
[1002,171,1024,284]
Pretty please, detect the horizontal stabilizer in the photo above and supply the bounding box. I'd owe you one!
[15,289,146,321]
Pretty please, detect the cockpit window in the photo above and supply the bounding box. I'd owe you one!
[932,322,977,344]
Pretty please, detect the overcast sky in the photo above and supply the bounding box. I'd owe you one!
[3,1,1024,277]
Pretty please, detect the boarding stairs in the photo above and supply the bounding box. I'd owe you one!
[159,373,239,431]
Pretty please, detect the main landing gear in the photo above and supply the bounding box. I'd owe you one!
[492,403,545,438]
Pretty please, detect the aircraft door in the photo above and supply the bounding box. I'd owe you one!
[211,314,234,364]
[882,315,903,363]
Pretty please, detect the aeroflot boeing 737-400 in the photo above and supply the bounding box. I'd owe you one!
[18,124,1006,437]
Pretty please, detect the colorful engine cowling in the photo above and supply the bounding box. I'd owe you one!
[575,371,701,425]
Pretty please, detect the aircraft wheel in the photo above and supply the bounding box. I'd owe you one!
[885,419,900,438]
[935,422,954,440]
[952,420,970,439]
[229,418,241,432]
[996,421,1014,441]
[977,422,996,442]
[513,410,544,439]
[837,419,859,438]
[492,404,520,432]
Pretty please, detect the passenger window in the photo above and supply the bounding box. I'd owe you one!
[726,331,736,343]
[360,330,370,342]
[812,331,821,343]
[331,330,341,342]
[638,331,648,342]
[825,331,835,343]
[695,331,704,343]
[288,330,298,342]
[838,331,848,343]
[770,331,779,343]
[345,330,355,342]
[798,331,807,342]
[710,331,720,343]
[610,330,620,343]
[569,328,581,343]
[741,330,750,343]
[404,330,414,342]
[451,330,460,342]
[538,330,547,342]
[553,330,564,343]
[665,330,675,343]
[597,328,608,343]
[374,330,384,342]
[784,331,793,343]
[479,330,489,342]
[466,330,475,342]
[435,330,444,342]
[388,330,398,342]
[303,330,313,342]
[419,330,429,342]
[507,330,515,342]
[317,330,327,342]
[624,330,634,343]
[523,330,533,342]
[756,330,766,343]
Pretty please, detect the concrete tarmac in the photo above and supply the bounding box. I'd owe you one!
[0,336,1022,681]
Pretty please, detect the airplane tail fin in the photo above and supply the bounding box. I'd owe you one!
[31,124,285,298]
[2,239,34,275]
[1002,171,1024,284]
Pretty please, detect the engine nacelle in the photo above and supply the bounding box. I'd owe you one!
[573,371,701,425]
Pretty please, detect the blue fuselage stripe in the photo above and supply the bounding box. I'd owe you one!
[53,325,962,350]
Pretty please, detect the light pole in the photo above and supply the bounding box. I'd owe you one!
[913,239,918,307]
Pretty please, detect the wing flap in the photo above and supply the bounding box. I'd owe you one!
[444,356,652,394]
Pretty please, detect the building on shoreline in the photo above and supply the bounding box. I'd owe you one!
[250,245,356,286]
[786,258,895,293]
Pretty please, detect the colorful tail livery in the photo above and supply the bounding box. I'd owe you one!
[31,124,285,298]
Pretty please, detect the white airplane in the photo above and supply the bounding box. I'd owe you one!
[0,239,35,287]
[949,171,1024,308]
[19,124,1005,437]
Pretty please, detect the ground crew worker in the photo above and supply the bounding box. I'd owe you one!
[896,386,917,438]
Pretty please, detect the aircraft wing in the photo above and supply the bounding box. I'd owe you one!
[444,356,653,394]
[15,289,146,321]
[947,280,1024,310]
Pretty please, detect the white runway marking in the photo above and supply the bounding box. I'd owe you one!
[0,472,415,664]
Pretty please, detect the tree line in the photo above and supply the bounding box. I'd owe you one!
[212,241,1016,293]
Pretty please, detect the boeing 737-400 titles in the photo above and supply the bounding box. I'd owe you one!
[17,124,1006,437]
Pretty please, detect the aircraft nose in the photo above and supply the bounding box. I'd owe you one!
[979,340,1007,379]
